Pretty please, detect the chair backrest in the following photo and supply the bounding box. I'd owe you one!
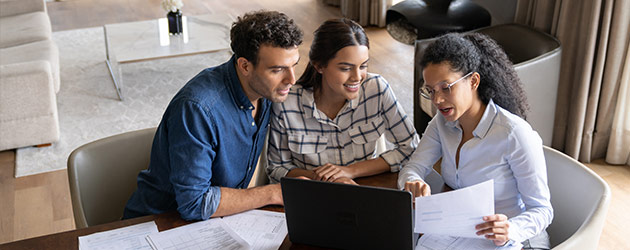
[67,127,157,228]
[544,146,611,250]
[484,24,561,146]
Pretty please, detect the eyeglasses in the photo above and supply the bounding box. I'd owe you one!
[419,72,474,100]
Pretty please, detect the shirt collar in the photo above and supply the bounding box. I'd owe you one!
[444,99,497,139]
[226,55,255,111]
[299,86,325,121]
[473,99,497,139]
[299,86,356,124]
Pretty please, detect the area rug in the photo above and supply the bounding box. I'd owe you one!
[14,27,232,177]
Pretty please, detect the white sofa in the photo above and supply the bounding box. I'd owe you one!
[0,0,60,151]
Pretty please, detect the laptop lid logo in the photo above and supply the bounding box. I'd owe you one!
[336,211,358,227]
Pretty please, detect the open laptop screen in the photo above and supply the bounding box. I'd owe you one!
[281,177,415,250]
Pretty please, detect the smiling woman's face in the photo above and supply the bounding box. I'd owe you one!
[317,45,369,102]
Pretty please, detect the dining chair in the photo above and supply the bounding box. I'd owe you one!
[67,127,156,228]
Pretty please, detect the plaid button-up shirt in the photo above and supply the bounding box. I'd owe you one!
[267,73,419,183]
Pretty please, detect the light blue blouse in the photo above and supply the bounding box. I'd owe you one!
[398,99,553,243]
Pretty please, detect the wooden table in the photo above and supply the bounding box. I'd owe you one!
[1,173,399,250]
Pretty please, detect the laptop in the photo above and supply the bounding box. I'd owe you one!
[281,177,416,250]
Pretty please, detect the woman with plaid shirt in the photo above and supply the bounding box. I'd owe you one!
[266,19,419,185]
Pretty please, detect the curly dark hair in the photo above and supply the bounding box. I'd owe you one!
[419,33,529,119]
[297,18,369,89]
[230,10,303,65]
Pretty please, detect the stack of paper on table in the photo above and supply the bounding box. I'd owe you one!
[415,234,522,250]
[78,221,158,250]
[146,217,250,250]
[78,210,287,250]
[146,209,287,250]
[220,209,288,250]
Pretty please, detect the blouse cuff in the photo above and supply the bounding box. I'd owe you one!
[506,219,526,244]
[499,239,522,249]
[396,175,424,190]
[379,150,403,172]
[269,164,297,183]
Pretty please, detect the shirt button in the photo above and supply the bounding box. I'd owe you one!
[251,122,255,126]
[240,106,244,109]
[249,107,253,110]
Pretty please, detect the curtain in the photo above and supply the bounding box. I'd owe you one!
[323,0,392,27]
[607,47,630,165]
[515,0,630,165]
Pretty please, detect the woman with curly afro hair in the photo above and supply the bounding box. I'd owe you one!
[398,33,553,249]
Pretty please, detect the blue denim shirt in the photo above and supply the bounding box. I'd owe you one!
[123,55,271,221]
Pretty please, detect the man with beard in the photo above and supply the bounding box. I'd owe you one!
[123,10,303,221]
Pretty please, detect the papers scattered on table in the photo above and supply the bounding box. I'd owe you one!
[78,221,158,250]
[145,210,288,250]
[146,218,250,250]
[415,179,494,238]
[77,210,287,250]
[221,210,288,250]
[415,234,523,250]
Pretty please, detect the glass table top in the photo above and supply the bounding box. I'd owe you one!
[104,14,234,63]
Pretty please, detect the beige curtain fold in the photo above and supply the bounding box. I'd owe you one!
[607,43,630,165]
[323,0,392,27]
[515,0,630,165]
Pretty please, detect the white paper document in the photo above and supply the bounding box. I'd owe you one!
[415,234,523,250]
[78,221,158,250]
[146,218,250,250]
[147,219,251,250]
[221,210,288,250]
[415,179,494,238]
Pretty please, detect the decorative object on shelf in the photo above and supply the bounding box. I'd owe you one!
[162,0,184,35]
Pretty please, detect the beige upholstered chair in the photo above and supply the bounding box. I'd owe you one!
[67,127,156,228]
[544,146,611,249]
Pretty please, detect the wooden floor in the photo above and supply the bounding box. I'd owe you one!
[0,0,628,249]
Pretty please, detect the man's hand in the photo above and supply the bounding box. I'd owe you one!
[404,180,431,198]
[475,214,510,246]
[313,163,353,182]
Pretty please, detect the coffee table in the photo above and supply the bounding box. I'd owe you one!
[103,14,234,100]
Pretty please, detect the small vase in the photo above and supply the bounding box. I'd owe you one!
[167,10,183,35]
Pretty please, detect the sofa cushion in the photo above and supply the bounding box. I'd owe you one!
[0,39,60,92]
[0,11,51,48]
[0,61,59,150]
